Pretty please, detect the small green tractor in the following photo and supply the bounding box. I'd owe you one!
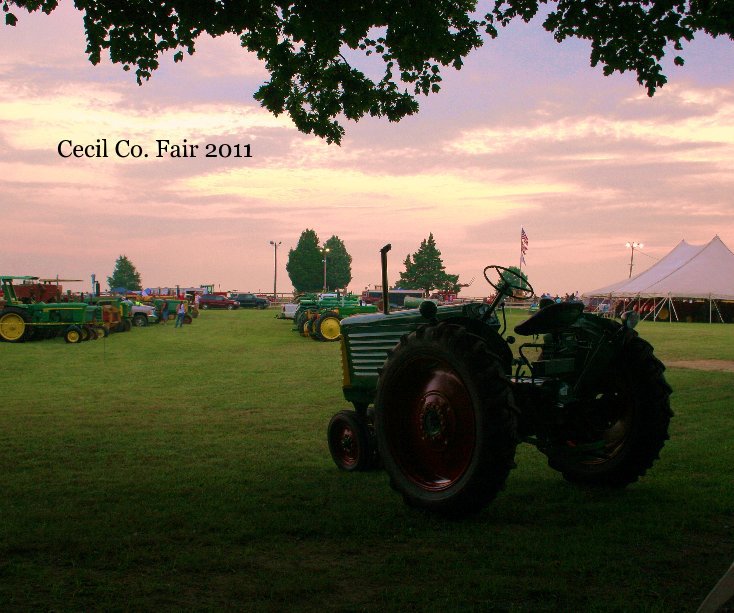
[327,246,672,516]
[0,275,103,343]
[294,293,377,342]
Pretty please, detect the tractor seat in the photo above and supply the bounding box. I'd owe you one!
[514,301,585,336]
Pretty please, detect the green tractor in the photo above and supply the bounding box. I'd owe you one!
[327,246,672,516]
[152,298,193,325]
[294,293,378,342]
[0,275,103,343]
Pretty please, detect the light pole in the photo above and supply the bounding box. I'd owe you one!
[625,241,643,278]
[269,240,281,301]
[322,247,330,292]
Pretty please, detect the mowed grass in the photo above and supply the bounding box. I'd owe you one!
[1,309,733,611]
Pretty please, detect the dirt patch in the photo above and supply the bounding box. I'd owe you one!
[668,359,734,372]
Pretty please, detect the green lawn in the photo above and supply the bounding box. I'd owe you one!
[1,310,732,611]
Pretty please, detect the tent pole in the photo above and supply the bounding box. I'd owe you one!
[713,299,724,323]
[669,295,677,322]
[709,295,712,324]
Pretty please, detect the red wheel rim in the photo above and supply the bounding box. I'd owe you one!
[382,356,476,491]
[330,419,361,468]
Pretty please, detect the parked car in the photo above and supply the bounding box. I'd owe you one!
[198,294,239,310]
[230,293,270,309]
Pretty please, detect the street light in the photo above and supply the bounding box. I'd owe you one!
[269,240,281,301]
[625,241,643,278]
[322,247,330,292]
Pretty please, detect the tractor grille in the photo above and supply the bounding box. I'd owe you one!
[345,330,405,379]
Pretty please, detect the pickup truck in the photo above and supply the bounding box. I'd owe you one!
[230,293,270,309]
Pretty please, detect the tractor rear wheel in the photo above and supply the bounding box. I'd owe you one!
[327,410,376,471]
[546,335,672,487]
[64,326,82,344]
[0,308,31,343]
[316,312,341,342]
[375,322,518,517]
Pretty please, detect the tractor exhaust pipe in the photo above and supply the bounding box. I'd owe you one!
[380,244,391,315]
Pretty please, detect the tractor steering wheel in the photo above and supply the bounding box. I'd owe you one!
[483,265,534,299]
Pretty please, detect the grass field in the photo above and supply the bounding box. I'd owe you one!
[1,309,733,611]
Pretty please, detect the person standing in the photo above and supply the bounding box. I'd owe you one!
[174,302,186,328]
[161,301,169,324]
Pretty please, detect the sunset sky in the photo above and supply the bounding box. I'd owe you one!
[1,5,733,298]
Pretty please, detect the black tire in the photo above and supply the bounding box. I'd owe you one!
[201,304,209,310]
[0,307,32,343]
[183,315,193,324]
[304,317,315,338]
[227,304,234,310]
[546,334,673,487]
[80,326,91,341]
[375,322,518,517]
[296,312,308,334]
[133,313,148,327]
[122,318,132,332]
[310,316,323,341]
[315,312,341,342]
[327,410,377,471]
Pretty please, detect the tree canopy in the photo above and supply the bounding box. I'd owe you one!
[397,233,460,296]
[286,229,323,292]
[107,255,142,291]
[5,1,733,143]
[323,235,353,292]
[286,230,353,292]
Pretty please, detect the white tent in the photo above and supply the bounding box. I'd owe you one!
[584,236,734,322]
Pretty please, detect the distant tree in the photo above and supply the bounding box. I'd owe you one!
[286,229,323,292]
[504,266,531,297]
[323,235,352,291]
[107,255,142,291]
[6,1,732,144]
[397,233,460,296]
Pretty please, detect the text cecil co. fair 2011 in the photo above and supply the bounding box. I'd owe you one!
[57,139,252,159]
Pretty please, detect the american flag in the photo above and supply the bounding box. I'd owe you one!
[521,228,528,254]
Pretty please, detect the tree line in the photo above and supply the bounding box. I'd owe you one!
[288,230,463,296]
[106,232,466,296]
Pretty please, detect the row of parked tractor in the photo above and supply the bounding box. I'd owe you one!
[285,292,376,341]
[284,290,447,342]
[0,275,197,344]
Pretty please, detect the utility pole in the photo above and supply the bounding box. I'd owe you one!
[269,240,281,301]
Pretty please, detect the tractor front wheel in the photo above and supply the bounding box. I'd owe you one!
[327,410,376,471]
[375,322,518,517]
[0,308,31,343]
[546,335,672,487]
[316,312,341,342]
[64,326,83,344]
